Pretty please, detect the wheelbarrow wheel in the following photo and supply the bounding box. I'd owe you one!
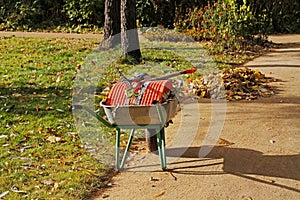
[145,129,158,152]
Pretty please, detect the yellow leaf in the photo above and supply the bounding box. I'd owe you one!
[254,70,264,79]
[38,127,43,133]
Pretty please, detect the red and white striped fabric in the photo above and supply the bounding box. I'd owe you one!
[140,80,173,105]
[105,80,173,106]
[106,82,130,106]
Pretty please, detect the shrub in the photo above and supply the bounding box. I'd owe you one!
[0,0,65,30]
[176,0,261,53]
[136,0,157,27]
[63,0,105,29]
[136,0,175,28]
[0,0,105,31]
[1,0,298,34]
[248,0,300,33]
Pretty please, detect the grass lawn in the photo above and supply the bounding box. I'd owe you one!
[0,34,256,199]
[0,36,113,199]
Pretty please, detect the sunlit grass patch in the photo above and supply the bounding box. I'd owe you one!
[0,36,111,199]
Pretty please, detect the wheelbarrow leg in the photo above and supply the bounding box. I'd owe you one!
[115,128,135,171]
[120,129,135,169]
[161,127,167,170]
[157,127,167,170]
[115,128,121,171]
[155,104,167,170]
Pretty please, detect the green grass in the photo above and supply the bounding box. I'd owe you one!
[0,35,256,199]
[0,36,113,199]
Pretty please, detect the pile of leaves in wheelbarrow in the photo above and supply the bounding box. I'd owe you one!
[189,67,275,101]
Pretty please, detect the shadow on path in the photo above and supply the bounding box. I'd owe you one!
[166,146,300,193]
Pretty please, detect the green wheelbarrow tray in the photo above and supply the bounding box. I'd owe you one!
[73,99,178,171]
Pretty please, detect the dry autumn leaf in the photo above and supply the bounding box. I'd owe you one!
[46,136,62,143]
[153,191,165,198]
[190,67,274,101]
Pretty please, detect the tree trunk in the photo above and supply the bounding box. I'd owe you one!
[101,0,121,48]
[121,0,142,63]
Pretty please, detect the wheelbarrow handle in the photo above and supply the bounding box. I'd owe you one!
[72,104,84,110]
[182,68,196,74]
[152,68,196,80]
[72,104,116,128]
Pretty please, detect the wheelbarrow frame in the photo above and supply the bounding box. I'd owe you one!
[73,103,170,171]
[73,68,196,171]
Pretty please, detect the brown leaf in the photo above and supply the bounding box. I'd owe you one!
[52,182,59,191]
[40,179,55,186]
[28,79,35,85]
[46,136,62,143]
[102,193,110,198]
[153,191,165,198]
[12,93,22,97]
[233,95,242,100]
[217,138,234,146]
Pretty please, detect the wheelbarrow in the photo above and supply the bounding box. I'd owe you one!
[74,68,196,171]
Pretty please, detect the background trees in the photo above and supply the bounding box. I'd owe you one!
[0,0,299,34]
[0,0,105,31]
[101,0,141,63]
[102,0,121,48]
[120,0,142,63]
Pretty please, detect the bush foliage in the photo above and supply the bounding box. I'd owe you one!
[0,0,105,31]
[177,0,260,53]
[0,0,298,33]
[247,0,300,33]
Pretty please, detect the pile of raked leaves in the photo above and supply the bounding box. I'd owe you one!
[189,67,275,101]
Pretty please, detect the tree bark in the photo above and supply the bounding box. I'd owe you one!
[120,0,142,63]
[101,0,121,48]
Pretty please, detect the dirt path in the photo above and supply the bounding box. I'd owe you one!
[0,31,101,38]
[93,35,300,200]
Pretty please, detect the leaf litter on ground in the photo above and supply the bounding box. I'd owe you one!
[189,67,275,101]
